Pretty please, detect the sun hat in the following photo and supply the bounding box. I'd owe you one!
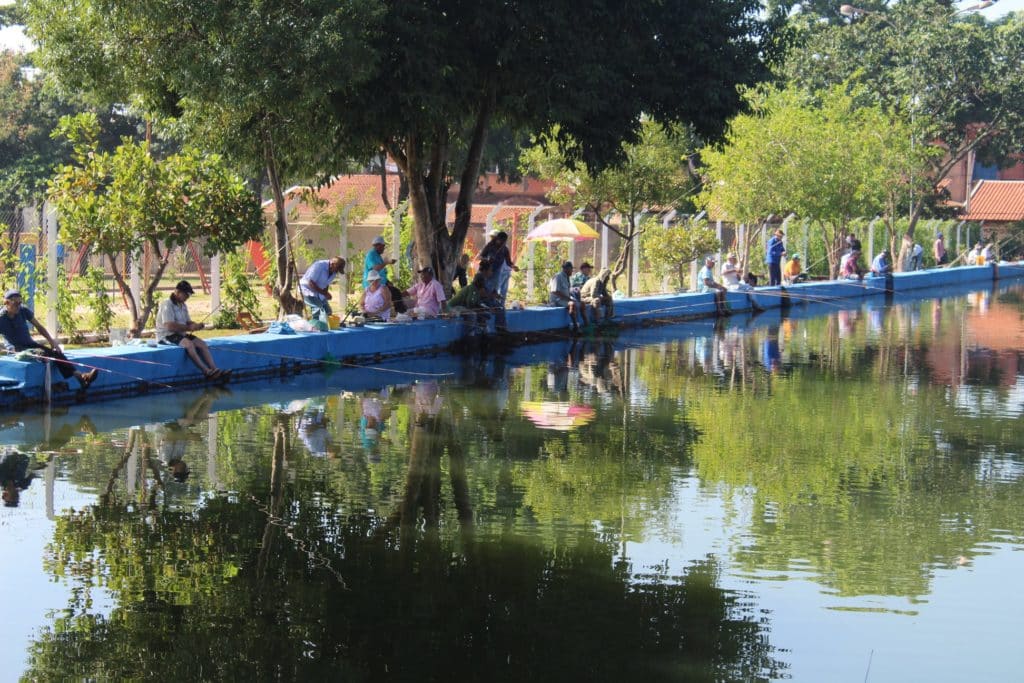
[790,253,801,260]
[367,271,382,282]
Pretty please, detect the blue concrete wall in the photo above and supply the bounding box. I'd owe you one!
[1,263,1022,409]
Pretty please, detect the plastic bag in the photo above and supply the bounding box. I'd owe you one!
[267,321,296,335]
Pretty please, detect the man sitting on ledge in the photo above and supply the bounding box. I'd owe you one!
[0,289,97,390]
[549,261,584,332]
[157,280,230,380]
[580,268,615,322]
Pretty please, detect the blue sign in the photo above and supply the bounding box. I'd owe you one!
[17,242,36,311]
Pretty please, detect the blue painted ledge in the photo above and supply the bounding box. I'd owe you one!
[0,262,1020,409]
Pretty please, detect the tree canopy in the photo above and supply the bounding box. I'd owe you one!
[48,113,264,333]
[699,85,931,276]
[783,0,1024,253]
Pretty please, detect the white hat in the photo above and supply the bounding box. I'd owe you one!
[366,270,381,282]
[371,235,386,246]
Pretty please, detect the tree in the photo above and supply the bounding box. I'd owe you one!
[521,120,702,294]
[699,85,931,277]
[0,50,140,219]
[642,218,721,291]
[783,0,1024,268]
[48,113,264,334]
[26,0,380,313]
[328,0,780,293]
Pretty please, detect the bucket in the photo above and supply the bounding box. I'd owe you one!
[328,314,341,330]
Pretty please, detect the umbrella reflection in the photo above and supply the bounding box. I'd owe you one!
[520,401,595,431]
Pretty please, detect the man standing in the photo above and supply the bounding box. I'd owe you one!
[934,232,947,265]
[299,256,346,322]
[0,289,97,390]
[363,235,406,313]
[157,280,228,380]
[405,266,446,318]
[549,261,582,331]
[765,229,786,286]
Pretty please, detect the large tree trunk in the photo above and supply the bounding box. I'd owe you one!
[263,135,303,314]
[392,91,494,295]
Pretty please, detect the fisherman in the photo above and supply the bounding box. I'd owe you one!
[765,228,786,286]
[698,255,729,315]
[934,232,948,265]
[0,289,98,390]
[156,280,230,380]
[840,249,865,281]
[478,230,519,303]
[580,267,615,322]
[363,235,406,313]
[405,265,446,318]
[299,256,346,324]
[968,242,984,265]
[870,249,893,276]
[360,271,393,321]
[783,253,807,284]
[549,261,583,332]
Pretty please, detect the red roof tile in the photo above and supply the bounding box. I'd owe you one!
[963,180,1024,222]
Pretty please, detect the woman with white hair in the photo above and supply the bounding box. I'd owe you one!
[360,271,392,321]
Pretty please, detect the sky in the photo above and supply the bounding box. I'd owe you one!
[0,0,1022,52]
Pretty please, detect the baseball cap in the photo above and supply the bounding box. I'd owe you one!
[367,270,382,282]
[175,280,195,295]
[4,289,21,300]
[417,265,434,275]
[371,235,386,246]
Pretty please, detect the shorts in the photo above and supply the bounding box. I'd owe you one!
[161,333,198,346]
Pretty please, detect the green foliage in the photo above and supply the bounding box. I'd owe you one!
[642,218,720,291]
[783,1,1024,236]
[219,249,260,326]
[47,112,264,333]
[82,265,113,335]
[54,265,80,342]
[699,85,932,276]
[522,120,700,293]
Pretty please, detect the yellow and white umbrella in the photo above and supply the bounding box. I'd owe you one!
[526,218,600,243]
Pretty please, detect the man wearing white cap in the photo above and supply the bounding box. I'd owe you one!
[697,255,729,316]
[363,235,406,312]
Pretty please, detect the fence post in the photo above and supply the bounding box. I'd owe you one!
[210,254,220,318]
[45,203,58,335]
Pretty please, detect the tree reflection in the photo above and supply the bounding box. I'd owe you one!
[27,405,783,681]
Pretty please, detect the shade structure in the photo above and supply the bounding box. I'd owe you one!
[526,218,600,242]
[521,401,596,431]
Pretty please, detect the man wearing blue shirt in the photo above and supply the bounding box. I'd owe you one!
[0,289,97,390]
[765,228,786,286]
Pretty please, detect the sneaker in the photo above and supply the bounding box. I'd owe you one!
[80,369,98,389]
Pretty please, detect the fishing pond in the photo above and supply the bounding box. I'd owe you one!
[2,282,1023,681]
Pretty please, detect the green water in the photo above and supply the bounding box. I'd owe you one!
[3,286,1024,681]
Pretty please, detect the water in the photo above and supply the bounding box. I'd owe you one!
[3,284,1024,681]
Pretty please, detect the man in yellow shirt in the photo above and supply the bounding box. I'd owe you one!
[783,253,807,285]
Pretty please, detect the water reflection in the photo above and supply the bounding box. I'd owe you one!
[26,411,783,681]
[7,283,1024,679]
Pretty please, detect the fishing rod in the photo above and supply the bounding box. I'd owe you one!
[211,344,456,378]
[10,351,176,390]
